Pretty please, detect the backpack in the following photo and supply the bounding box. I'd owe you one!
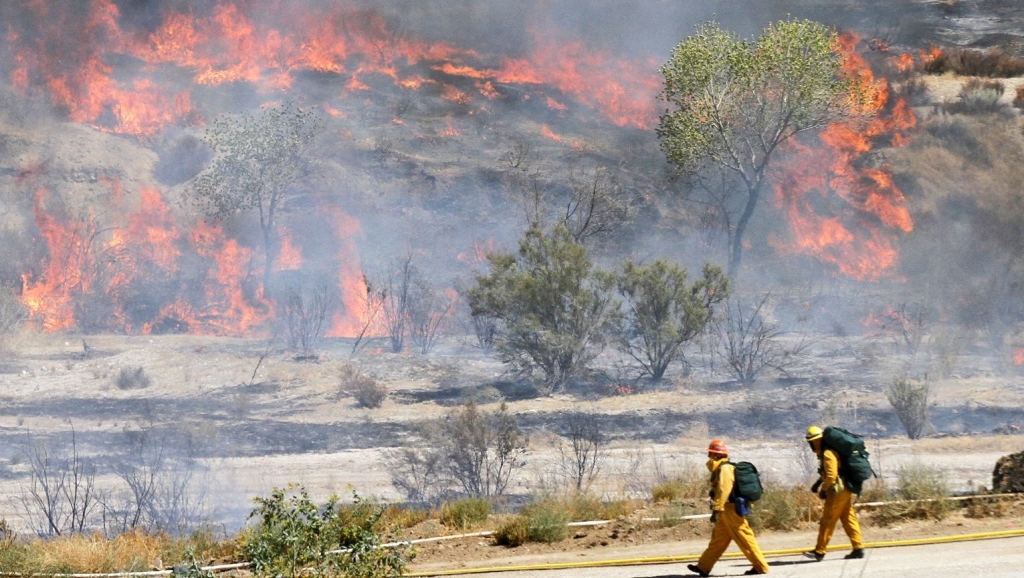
[821,426,876,494]
[730,461,764,502]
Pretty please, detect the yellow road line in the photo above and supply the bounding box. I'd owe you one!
[405,528,1024,576]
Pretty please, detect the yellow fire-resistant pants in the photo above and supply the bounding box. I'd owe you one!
[814,488,863,555]
[695,507,770,574]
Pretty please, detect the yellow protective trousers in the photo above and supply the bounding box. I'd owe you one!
[814,488,863,555]
[695,507,769,574]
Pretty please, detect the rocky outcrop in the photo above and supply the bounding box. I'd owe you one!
[992,451,1024,493]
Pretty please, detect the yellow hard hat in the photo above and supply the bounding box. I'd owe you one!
[805,425,823,441]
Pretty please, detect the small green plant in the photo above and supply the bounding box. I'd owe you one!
[115,366,152,390]
[494,498,571,546]
[439,497,491,530]
[242,484,409,578]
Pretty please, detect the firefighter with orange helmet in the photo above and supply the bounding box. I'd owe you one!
[687,439,769,576]
[803,425,865,561]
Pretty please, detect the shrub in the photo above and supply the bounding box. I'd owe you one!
[872,463,951,525]
[885,376,930,439]
[115,367,152,390]
[343,368,387,409]
[520,504,569,545]
[1014,85,1024,110]
[439,498,491,530]
[748,485,819,531]
[243,485,409,578]
[651,469,706,504]
[493,515,530,547]
[956,78,1006,114]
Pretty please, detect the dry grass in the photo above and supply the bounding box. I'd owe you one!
[906,434,1024,454]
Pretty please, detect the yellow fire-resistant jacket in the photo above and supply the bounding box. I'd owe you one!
[819,447,844,493]
[710,457,733,511]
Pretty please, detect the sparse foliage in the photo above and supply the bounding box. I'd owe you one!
[386,402,528,500]
[408,278,456,355]
[659,18,869,276]
[616,261,729,380]
[562,163,629,244]
[342,366,387,409]
[283,282,333,358]
[711,295,785,384]
[557,411,604,492]
[187,101,324,296]
[18,426,98,537]
[467,224,619,390]
[886,375,930,439]
[103,425,211,535]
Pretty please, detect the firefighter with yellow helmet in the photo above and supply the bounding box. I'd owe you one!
[804,425,865,561]
[687,439,769,576]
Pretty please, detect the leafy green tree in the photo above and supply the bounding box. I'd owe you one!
[468,224,618,390]
[658,18,869,277]
[188,101,323,297]
[617,261,729,380]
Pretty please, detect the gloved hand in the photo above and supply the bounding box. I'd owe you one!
[811,479,822,493]
[710,511,720,524]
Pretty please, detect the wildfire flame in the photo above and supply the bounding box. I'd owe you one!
[4,0,661,135]
[771,33,916,280]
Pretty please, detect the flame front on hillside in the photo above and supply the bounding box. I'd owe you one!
[772,34,916,280]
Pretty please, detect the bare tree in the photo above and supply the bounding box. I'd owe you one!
[283,282,333,359]
[408,279,456,354]
[350,273,386,356]
[557,411,604,492]
[19,425,98,536]
[387,402,528,499]
[711,294,810,384]
[563,163,629,244]
[102,425,211,535]
[372,253,421,353]
[877,301,929,355]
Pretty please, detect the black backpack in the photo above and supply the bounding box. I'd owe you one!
[821,426,876,494]
[730,461,764,502]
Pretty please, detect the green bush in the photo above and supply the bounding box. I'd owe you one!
[242,485,409,578]
[439,498,491,530]
[494,499,571,547]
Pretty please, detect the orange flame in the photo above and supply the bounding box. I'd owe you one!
[772,33,916,280]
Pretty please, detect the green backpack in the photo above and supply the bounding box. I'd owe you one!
[730,461,764,502]
[821,426,876,494]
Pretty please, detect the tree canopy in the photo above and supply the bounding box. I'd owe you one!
[188,101,323,296]
[658,18,869,278]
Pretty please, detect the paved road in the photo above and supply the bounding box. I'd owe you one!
[439,535,1024,577]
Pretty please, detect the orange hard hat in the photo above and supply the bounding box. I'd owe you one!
[707,439,728,456]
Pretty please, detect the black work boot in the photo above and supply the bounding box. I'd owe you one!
[844,548,865,559]
[743,568,768,575]
[803,551,825,561]
[687,563,710,577]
